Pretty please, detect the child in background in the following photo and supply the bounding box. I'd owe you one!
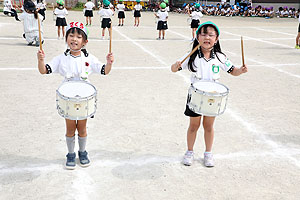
[35,0,46,21]
[19,0,43,46]
[154,2,168,40]
[189,3,203,40]
[171,21,247,167]
[116,0,125,26]
[37,21,114,169]
[98,0,114,40]
[133,0,142,27]
[84,0,95,26]
[54,0,68,39]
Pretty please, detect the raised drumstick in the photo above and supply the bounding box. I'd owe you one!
[181,43,201,64]
[37,16,42,51]
[109,28,112,53]
[241,36,245,66]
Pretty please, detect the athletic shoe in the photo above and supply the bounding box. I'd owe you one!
[156,37,161,40]
[27,42,33,46]
[295,45,300,49]
[118,24,121,26]
[78,151,90,167]
[65,153,76,170]
[182,151,194,166]
[204,152,214,167]
[101,36,105,40]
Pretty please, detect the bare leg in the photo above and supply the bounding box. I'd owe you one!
[202,116,216,152]
[65,119,76,137]
[62,26,65,38]
[187,116,201,151]
[296,32,300,46]
[77,119,87,137]
[57,26,61,37]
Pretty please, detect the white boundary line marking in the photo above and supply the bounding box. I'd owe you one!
[1,63,299,71]
[112,27,167,65]
[252,27,295,36]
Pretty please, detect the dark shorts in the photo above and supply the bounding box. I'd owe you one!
[84,10,93,17]
[56,17,67,26]
[191,19,200,28]
[101,18,111,28]
[134,10,141,17]
[298,23,300,32]
[157,21,168,30]
[118,11,125,18]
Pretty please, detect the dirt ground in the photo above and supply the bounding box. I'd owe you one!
[0,10,300,200]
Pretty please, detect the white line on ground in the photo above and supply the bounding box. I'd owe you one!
[1,63,299,71]
[112,27,167,65]
[252,27,296,36]
[0,36,295,42]
[223,30,293,49]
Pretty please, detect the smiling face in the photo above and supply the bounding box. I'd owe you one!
[197,26,219,50]
[66,28,88,53]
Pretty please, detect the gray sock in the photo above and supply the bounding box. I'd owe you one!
[66,136,75,154]
[78,136,87,152]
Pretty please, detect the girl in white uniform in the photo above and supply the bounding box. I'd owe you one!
[171,21,248,167]
[189,3,203,40]
[19,1,44,46]
[133,0,142,27]
[37,22,114,170]
[35,0,46,21]
[154,2,168,40]
[98,0,114,40]
[54,0,68,39]
[84,0,95,26]
[116,0,125,26]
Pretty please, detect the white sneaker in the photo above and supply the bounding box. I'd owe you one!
[182,151,194,166]
[204,152,215,167]
[101,36,105,40]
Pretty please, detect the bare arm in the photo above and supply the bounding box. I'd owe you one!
[230,64,248,76]
[37,50,47,74]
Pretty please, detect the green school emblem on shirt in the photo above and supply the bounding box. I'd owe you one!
[212,65,219,73]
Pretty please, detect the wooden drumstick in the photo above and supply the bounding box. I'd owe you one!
[109,28,112,53]
[241,36,245,66]
[37,15,43,51]
[181,43,201,64]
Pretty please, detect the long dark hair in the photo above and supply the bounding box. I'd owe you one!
[65,27,89,57]
[187,25,225,72]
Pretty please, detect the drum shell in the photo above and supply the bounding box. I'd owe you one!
[187,82,229,116]
[56,81,97,120]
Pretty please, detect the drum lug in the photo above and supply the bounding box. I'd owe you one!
[208,99,215,105]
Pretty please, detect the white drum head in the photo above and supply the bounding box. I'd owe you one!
[58,81,95,98]
[193,81,228,93]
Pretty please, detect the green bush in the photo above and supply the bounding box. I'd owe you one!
[74,2,84,9]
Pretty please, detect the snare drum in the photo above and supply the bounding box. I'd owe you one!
[187,81,229,116]
[56,81,97,120]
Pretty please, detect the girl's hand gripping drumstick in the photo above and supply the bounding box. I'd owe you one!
[37,15,43,51]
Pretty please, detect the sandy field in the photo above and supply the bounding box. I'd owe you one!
[0,10,300,200]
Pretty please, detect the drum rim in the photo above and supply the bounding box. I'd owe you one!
[56,80,97,100]
[191,80,229,96]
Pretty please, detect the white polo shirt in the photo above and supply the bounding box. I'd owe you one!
[85,2,95,10]
[98,8,114,18]
[117,4,125,12]
[180,49,235,83]
[46,51,106,82]
[191,10,203,20]
[54,8,68,18]
[134,4,142,11]
[157,10,168,21]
